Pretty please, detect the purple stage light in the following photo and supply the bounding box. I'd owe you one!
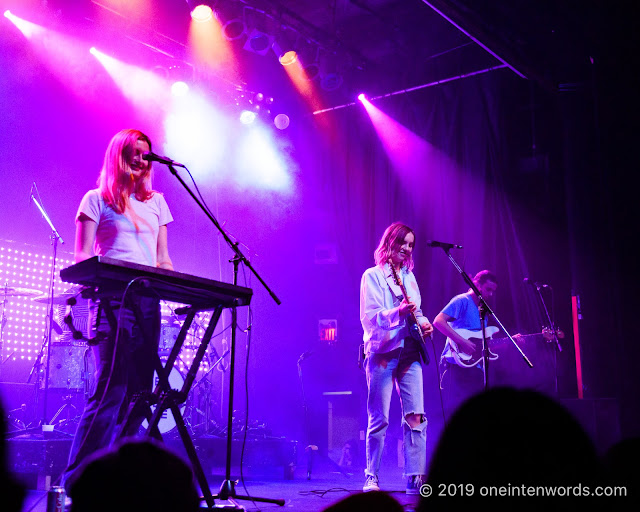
[274,113,290,130]
[240,110,257,124]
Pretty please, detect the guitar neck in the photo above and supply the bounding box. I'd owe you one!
[398,280,424,341]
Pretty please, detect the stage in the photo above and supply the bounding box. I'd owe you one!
[18,458,420,512]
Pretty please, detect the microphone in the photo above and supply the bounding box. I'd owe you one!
[297,350,314,364]
[426,240,463,250]
[523,278,550,288]
[142,152,186,168]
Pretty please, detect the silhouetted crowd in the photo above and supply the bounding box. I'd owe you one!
[1,387,637,511]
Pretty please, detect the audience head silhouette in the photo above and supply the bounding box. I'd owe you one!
[68,438,200,512]
[322,491,404,511]
[420,387,603,510]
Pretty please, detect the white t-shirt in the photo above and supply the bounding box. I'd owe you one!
[77,189,173,267]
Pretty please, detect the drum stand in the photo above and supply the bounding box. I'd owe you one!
[187,345,229,437]
[49,391,80,434]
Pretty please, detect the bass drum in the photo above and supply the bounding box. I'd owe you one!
[141,363,186,435]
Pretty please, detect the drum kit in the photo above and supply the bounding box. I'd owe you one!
[1,285,226,436]
[0,282,226,436]
[1,286,47,366]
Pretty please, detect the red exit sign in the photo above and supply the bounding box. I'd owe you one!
[319,319,337,344]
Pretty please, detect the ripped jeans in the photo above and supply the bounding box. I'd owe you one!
[365,341,427,477]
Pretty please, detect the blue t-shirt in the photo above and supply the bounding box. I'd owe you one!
[442,293,483,331]
[440,293,487,365]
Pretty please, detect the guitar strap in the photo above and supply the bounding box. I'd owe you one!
[384,273,404,305]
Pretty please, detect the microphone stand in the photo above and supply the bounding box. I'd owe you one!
[435,246,532,389]
[30,192,65,430]
[165,163,283,509]
[528,283,562,394]
[297,353,314,480]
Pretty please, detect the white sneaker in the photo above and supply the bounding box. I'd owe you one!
[406,474,426,495]
[363,474,380,492]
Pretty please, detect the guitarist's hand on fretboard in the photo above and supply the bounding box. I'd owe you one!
[399,298,417,318]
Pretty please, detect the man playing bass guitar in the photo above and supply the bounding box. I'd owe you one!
[434,270,498,418]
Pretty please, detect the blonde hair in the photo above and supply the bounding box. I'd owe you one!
[98,129,154,214]
[374,222,415,271]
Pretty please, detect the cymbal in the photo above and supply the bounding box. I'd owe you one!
[32,292,75,305]
[2,287,43,298]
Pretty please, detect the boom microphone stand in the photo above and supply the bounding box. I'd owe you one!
[161,159,283,509]
[432,241,532,389]
[527,281,562,393]
[29,186,65,428]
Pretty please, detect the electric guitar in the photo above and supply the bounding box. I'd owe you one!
[446,327,545,368]
[388,260,430,365]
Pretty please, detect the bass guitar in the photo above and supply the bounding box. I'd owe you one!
[446,327,545,368]
[388,260,429,365]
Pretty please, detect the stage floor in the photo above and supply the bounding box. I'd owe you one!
[19,461,421,512]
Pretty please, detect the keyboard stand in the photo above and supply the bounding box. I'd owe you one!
[110,291,224,508]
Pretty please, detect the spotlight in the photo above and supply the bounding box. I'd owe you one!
[319,52,344,91]
[222,18,245,40]
[244,28,274,56]
[274,113,290,130]
[171,81,189,96]
[321,72,343,91]
[357,93,366,102]
[302,62,320,81]
[240,110,256,124]
[296,42,320,80]
[272,31,298,66]
[280,50,298,66]
[189,3,214,22]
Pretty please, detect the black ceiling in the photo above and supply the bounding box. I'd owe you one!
[5,0,612,107]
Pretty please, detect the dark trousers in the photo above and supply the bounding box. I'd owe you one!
[441,362,486,420]
[63,295,160,488]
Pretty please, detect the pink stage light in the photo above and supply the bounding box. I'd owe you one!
[4,10,44,39]
[190,4,214,22]
[360,99,433,179]
[357,93,366,102]
[90,47,172,118]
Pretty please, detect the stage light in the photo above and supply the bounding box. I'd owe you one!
[302,62,320,81]
[190,4,213,22]
[321,72,343,91]
[272,31,298,66]
[171,81,189,96]
[222,18,245,41]
[244,28,273,56]
[279,50,298,66]
[4,10,11,18]
[357,93,366,102]
[240,110,256,124]
[274,113,290,130]
[319,52,344,91]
